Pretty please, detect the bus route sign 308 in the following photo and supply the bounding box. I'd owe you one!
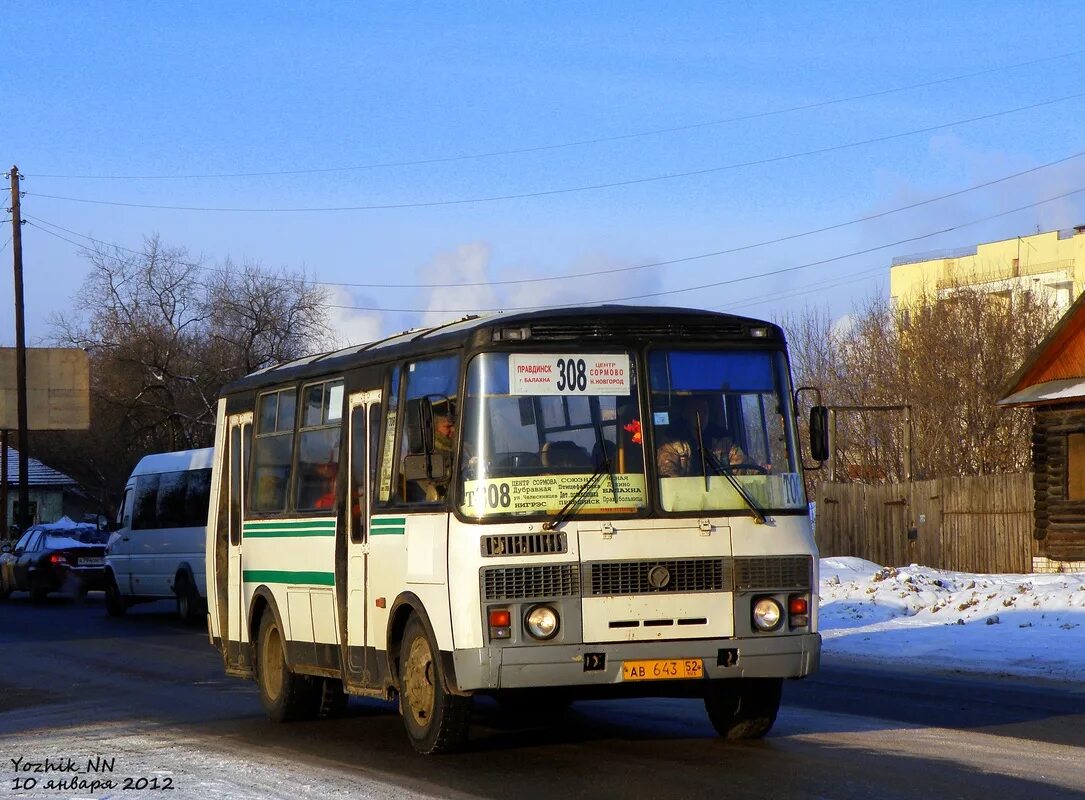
[509,354,631,395]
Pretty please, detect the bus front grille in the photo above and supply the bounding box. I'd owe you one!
[481,532,567,557]
[482,564,580,600]
[733,556,812,591]
[585,558,732,596]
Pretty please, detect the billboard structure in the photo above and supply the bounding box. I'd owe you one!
[0,348,90,431]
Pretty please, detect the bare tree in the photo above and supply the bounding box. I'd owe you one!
[781,284,1058,483]
[37,235,333,512]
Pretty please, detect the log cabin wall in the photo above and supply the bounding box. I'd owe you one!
[1033,405,1085,561]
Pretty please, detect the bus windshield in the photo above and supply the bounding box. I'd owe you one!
[648,348,805,513]
[459,351,647,518]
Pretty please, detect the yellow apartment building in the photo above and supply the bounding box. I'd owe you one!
[890,225,1085,312]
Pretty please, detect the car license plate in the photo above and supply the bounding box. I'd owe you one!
[621,658,703,681]
[78,557,103,566]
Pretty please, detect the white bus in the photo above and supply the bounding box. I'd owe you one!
[205,306,824,753]
[106,447,214,623]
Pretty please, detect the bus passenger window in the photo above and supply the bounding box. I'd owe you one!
[251,388,297,513]
[296,379,344,512]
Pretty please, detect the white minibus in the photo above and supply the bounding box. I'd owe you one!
[106,447,214,623]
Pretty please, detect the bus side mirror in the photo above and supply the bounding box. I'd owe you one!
[809,406,829,463]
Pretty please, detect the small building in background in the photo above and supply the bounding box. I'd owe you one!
[892,225,1085,312]
[1000,290,1085,571]
[1,445,87,534]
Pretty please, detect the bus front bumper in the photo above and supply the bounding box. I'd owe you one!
[449,632,820,692]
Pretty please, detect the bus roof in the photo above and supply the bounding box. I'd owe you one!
[129,447,215,478]
[222,304,784,396]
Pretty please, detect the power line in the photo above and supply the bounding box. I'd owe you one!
[317,184,1085,313]
[24,48,1085,181]
[723,266,887,313]
[22,146,1085,291]
[27,185,1085,315]
[24,91,1085,213]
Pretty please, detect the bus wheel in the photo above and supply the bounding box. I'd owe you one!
[399,615,471,754]
[256,609,318,723]
[176,574,204,625]
[704,677,782,740]
[104,575,127,617]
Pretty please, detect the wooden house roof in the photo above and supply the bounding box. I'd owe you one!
[1000,291,1085,407]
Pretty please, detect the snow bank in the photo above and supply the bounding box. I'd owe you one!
[819,558,1085,681]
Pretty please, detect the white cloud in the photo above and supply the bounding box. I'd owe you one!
[324,285,384,347]
[420,242,498,327]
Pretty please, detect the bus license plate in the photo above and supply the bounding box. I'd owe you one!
[621,658,703,681]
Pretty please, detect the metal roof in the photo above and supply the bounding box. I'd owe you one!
[1,446,78,487]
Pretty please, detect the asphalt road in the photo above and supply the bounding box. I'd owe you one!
[2,593,1085,799]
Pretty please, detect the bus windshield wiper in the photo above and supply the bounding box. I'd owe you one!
[594,422,619,503]
[542,460,608,531]
[694,414,766,525]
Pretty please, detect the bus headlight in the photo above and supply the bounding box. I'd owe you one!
[752,597,783,632]
[524,605,559,640]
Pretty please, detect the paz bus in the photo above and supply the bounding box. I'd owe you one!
[204,305,824,754]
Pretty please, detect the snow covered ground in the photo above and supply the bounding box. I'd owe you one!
[819,557,1085,683]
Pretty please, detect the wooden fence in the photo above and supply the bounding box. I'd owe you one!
[814,473,1036,574]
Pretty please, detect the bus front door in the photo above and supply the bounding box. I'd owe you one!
[342,390,380,690]
[223,413,251,673]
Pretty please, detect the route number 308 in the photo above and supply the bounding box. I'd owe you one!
[555,358,588,392]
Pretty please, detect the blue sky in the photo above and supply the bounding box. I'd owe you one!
[3,1,1085,346]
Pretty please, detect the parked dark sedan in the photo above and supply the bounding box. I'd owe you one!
[0,522,109,601]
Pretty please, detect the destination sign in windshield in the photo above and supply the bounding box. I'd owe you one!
[508,354,631,395]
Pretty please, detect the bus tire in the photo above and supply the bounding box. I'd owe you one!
[704,677,782,740]
[176,573,204,626]
[104,575,127,617]
[256,609,319,723]
[398,614,471,754]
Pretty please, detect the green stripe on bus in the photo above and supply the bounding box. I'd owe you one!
[242,570,335,586]
[243,528,336,538]
[243,520,336,531]
[371,517,406,526]
[370,527,405,536]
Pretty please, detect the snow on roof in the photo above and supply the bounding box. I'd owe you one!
[998,378,1085,407]
[36,516,89,530]
[0,445,77,487]
[130,447,214,477]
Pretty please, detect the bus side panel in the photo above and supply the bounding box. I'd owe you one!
[405,514,453,650]
[241,519,340,664]
[367,513,407,653]
[447,516,485,650]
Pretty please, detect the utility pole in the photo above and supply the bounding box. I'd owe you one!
[9,166,29,531]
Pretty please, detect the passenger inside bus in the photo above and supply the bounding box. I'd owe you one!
[311,459,339,510]
[655,395,755,477]
[433,413,455,455]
